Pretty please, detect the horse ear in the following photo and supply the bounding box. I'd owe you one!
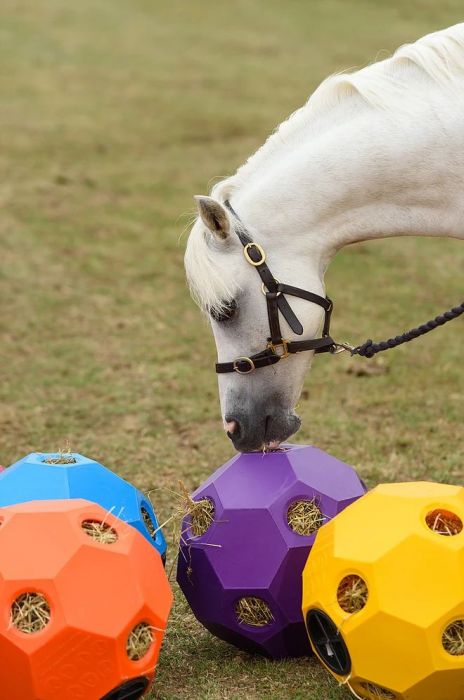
[194,196,230,240]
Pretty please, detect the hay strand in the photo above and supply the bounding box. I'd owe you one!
[426,509,463,536]
[82,519,118,544]
[11,593,51,634]
[443,620,464,656]
[141,507,156,538]
[337,575,368,613]
[339,674,364,700]
[287,498,324,535]
[235,596,274,627]
[126,622,154,661]
[360,682,396,699]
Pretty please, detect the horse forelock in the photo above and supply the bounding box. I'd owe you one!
[184,215,241,315]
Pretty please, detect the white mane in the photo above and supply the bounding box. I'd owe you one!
[185,23,464,312]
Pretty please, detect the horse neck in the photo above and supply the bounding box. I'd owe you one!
[233,88,464,277]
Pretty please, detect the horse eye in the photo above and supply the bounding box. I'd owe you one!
[210,299,237,323]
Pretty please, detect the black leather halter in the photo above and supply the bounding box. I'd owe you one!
[215,202,336,375]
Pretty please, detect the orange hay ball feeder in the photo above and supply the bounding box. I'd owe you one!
[0,499,173,700]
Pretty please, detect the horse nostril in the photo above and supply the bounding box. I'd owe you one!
[225,418,241,440]
[225,419,236,434]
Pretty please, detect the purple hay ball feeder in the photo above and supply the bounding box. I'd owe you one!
[177,444,367,659]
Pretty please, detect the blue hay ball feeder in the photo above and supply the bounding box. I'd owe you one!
[0,452,167,561]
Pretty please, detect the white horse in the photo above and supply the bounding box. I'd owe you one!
[185,23,464,452]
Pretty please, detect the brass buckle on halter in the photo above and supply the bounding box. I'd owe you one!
[267,339,290,359]
[243,242,266,266]
[233,357,255,374]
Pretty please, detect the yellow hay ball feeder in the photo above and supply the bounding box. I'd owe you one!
[302,482,464,700]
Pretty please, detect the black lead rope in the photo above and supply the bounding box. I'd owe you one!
[217,200,463,373]
[346,302,464,358]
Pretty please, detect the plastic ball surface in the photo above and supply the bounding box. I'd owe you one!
[302,482,464,700]
[177,444,366,659]
[0,498,173,700]
[0,452,167,559]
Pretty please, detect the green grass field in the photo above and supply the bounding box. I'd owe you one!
[1,1,463,698]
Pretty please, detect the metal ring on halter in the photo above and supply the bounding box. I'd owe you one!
[233,357,255,374]
[243,243,266,266]
[261,278,281,296]
[331,342,356,354]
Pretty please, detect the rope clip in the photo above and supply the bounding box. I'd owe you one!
[332,342,356,355]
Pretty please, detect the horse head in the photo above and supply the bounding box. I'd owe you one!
[185,195,331,452]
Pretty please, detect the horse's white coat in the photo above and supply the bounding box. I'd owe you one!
[184,24,464,451]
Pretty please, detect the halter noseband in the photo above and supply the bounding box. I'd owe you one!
[215,201,336,375]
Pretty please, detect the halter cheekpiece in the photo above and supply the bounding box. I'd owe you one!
[215,201,336,374]
[215,200,464,375]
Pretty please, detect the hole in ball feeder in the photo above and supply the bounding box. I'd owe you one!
[337,575,368,613]
[235,596,274,627]
[190,497,215,537]
[360,682,397,699]
[126,622,154,661]
[306,608,351,676]
[43,454,77,465]
[82,519,118,544]
[11,592,51,634]
[425,509,463,536]
[442,620,464,656]
[141,507,156,538]
[287,498,324,536]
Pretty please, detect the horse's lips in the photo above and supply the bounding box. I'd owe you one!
[224,424,281,448]
[222,406,301,452]
[267,440,281,449]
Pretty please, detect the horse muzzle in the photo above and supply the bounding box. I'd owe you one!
[224,400,301,452]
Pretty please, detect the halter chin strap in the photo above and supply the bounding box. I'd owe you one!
[215,202,336,374]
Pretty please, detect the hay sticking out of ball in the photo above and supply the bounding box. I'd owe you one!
[190,497,215,537]
[141,507,156,538]
[82,519,118,544]
[360,682,396,699]
[426,509,463,536]
[337,575,369,613]
[169,482,216,538]
[235,596,274,627]
[44,447,77,465]
[287,498,324,535]
[11,593,51,634]
[443,620,464,656]
[44,455,77,464]
[126,622,154,661]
